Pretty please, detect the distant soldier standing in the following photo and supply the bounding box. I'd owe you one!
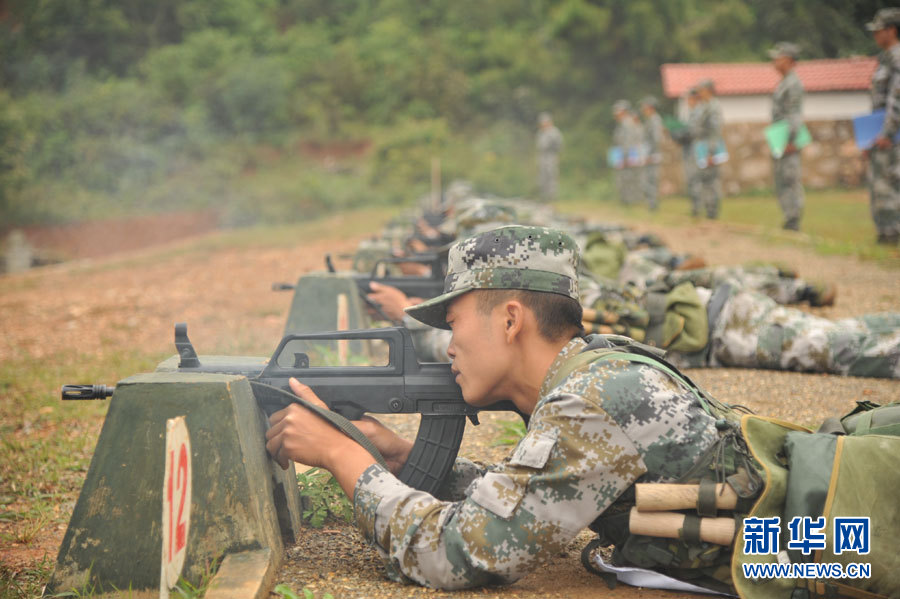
[639,96,664,211]
[769,42,805,231]
[692,80,725,219]
[535,112,563,202]
[671,87,703,215]
[612,100,644,205]
[867,8,900,245]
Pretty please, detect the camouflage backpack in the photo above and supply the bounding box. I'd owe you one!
[549,334,763,595]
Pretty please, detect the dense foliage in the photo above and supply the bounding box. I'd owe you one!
[0,0,890,227]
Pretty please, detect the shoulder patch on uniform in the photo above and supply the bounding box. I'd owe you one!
[508,432,557,469]
[469,472,526,519]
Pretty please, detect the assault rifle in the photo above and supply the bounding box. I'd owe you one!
[272,253,446,314]
[63,324,523,495]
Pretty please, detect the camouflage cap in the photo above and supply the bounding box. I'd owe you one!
[639,95,658,108]
[404,225,580,329]
[612,99,632,114]
[696,78,716,92]
[866,8,900,31]
[768,41,800,59]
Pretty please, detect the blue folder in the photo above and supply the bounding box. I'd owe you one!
[608,147,624,169]
[853,110,900,150]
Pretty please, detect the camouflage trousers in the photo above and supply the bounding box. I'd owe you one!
[696,165,721,219]
[619,251,814,307]
[684,150,701,216]
[537,154,559,202]
[616,168,642,205]
[642,164,660,211]
[665,265,811,306]
[703,289,900,378]
[867,145,900,240]
[774,152,803,230]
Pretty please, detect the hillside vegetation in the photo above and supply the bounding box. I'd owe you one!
[0,0,889,227]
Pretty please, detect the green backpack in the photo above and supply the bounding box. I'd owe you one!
[733,402,900,599]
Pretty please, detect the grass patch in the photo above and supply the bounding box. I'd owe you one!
[0,556,54,599]
[0,349,167,585]
[296,468,353,528]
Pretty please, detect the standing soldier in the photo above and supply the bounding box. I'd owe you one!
[866,8,900,245]
[612,100,644,205]
[769,42,805,231]
[671,87,703,216]
[692,80,725,219]
[535,112,563,202]
[640,95,664,211]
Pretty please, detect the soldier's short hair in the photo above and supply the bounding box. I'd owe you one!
[474,289,584,342]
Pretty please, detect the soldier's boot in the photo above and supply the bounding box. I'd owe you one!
[803,282,837,307]
[782,218,800,231]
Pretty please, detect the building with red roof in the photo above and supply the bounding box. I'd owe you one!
[661,57,875,122]
[655,56,873,195]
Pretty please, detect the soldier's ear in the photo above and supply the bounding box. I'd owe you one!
[501,300,525,343]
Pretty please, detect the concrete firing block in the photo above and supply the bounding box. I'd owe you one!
[47,372,300,594]
[283,273,371,356]
[205,548,275,599]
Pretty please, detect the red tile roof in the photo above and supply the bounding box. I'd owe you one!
[661,57,877,97]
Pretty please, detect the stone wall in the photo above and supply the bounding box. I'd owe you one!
[659,119,865,196]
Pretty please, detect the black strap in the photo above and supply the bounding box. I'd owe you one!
[816,417,846,436]
[680,514,703,545]
[697,478,718,517]
[250,381,389,470]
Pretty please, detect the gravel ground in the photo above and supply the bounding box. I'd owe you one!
[2,212,898,598]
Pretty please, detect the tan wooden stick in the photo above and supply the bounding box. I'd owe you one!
[635,483,738,512]
[628,507,735,546]
[582,307,619,325]
[582,321,614,335]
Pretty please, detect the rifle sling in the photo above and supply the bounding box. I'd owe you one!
[250,381,389,471]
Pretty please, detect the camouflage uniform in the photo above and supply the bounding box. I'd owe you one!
[402,314,450,362]
[691,94,724,219]
[581,275,900,378]
[868,35,900,243]
[641,109,664,211]
[345,225,726,589]
[613,108,645,205]
[619,249,832,306]
[536,115,564,202]
[680,285,900,378]
[684,100,704,215]
[354,340,721,588]
[771,67,805,231]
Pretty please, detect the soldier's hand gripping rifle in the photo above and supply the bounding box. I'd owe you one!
[63,324,523,496]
